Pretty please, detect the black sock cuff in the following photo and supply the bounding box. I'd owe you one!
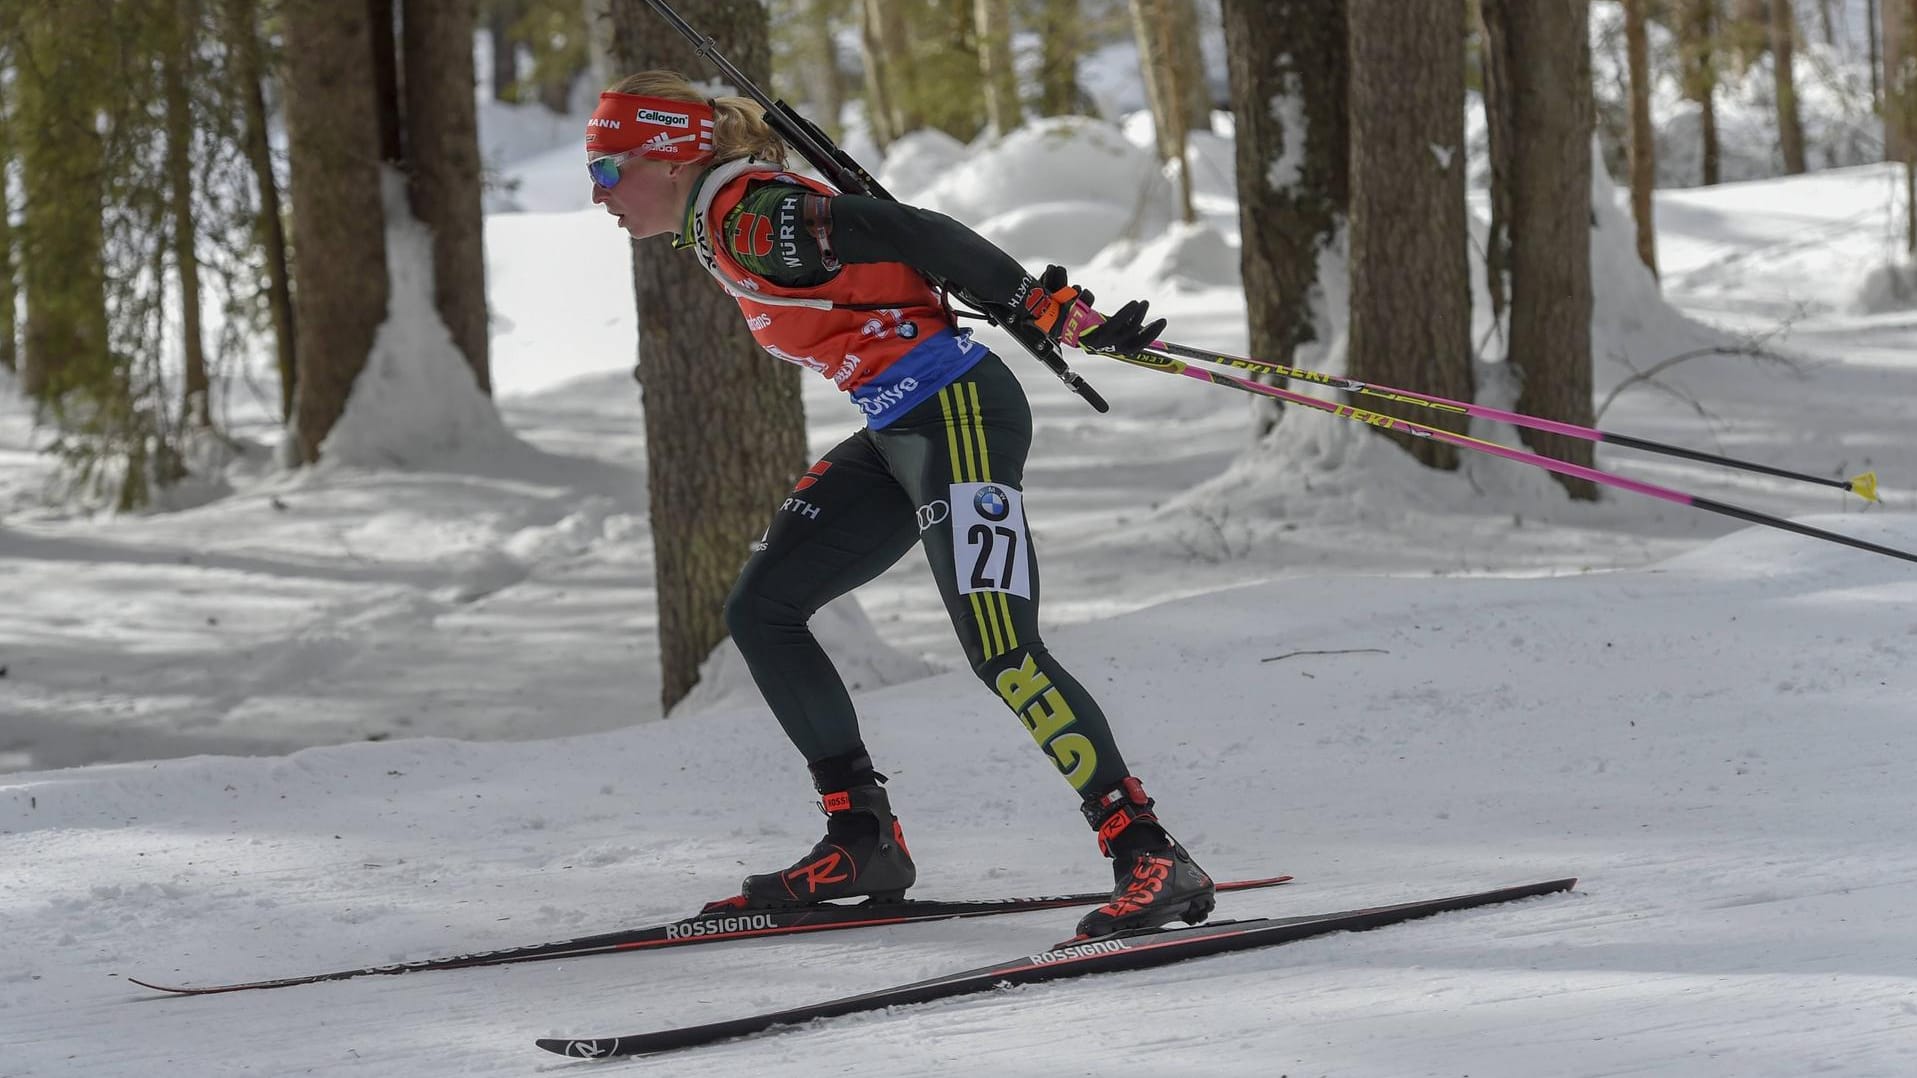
[808,745,880,793]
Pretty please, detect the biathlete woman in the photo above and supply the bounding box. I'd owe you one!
[587,72,1213,940]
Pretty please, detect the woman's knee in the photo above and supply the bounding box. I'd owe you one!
[723,572,767,640]
[724,568,804,644]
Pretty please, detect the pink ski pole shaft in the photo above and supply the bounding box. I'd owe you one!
[1099,349,1915,567]
[1148,338,1876,503]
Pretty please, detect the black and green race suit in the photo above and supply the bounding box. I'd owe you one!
[716,180,1134,796]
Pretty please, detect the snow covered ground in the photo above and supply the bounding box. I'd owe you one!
[4,511,1915,1076]
[5,39,1917,1076]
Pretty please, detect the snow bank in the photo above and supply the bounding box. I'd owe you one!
[1085,219,1239,291]
[1586,161,1732,393]
[875,128,970,202]
[902,117,1163,262]
[1847,259,1917,314]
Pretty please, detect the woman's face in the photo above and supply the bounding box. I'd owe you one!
[591,155,688,239]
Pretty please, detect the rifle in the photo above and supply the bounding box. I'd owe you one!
[637,0,1109,413]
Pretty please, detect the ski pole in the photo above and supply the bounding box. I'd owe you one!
[1102,349,1917,568]
[1149,338,1878,503]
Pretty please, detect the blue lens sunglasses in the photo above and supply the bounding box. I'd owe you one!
[588,149,646,189]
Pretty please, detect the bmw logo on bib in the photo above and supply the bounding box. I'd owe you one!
[974,485,1011,521]
[949,482,1031,598]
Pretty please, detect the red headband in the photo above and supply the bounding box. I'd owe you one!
[585,92,716,162]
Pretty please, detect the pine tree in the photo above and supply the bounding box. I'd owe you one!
[403,0,492,394]
[605,0,810,713]
[771,0,850,139]
[1032,0,1088,117]
[516,0,593,113]
[282,0,391,464]
[13,0,111,406]
[1624,0,1659,275]
[164,0,211,427]
[1222,0,1347,436]
[0,67,16,377]
[857,0,915,146]
[224,0,297,421]
[1679,0,1722,186]
[1346,0,1471,471]
[1480,0,1596,499]
[907,0,988,141]
[1728,0,1771,65]
[1773,0,1807,173]
[1130,0,1198,223]
[14,0,116,408]
[976,0,1020,135]
[1887,0,1911,164]
[484,0,524,100]
[1895,0,1917,251]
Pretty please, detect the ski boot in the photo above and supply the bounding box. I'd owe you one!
[709,753,916,912]
[1067,776,1215,942]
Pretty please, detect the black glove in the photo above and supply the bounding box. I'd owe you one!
[1075,298,1166,356]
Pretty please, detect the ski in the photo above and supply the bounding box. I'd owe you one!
[537,876,1575,1060]
[127,874,1293,996]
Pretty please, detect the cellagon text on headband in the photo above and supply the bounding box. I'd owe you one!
[585,92,716,162]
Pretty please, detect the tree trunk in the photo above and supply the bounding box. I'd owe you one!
[0,77,16,376]
[606,0,810,714]
[1898,0,1917,249]
[1816,0,1835,43]
[909,0,987,142]
[226,0,298,421]
[796,0,848,138]
[1222,0,1347,435]
[856,0,894,146]
[283,0,391,464]
[1170,0,1212,130]
[403,0,492,394]
[15,0,111,403]
[1871,0,1884,130]
[166,0,211,427]
[1480,0,1595,499]
[489,0,520,101]
[1773,0,1807,173]
[1130,0,1195,222]
[1035,0,1086,116]
[1347,0,1470,471]
[1624,0,1659,276]
[858,0,916,145]
[1729,0,1771,66]
[1888,0,1910,162]
[1130,0,1175,158]
[878,0,921,134]
[1680,0,1722,185]
[585,0,615,93]
[976,0,1020,136]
